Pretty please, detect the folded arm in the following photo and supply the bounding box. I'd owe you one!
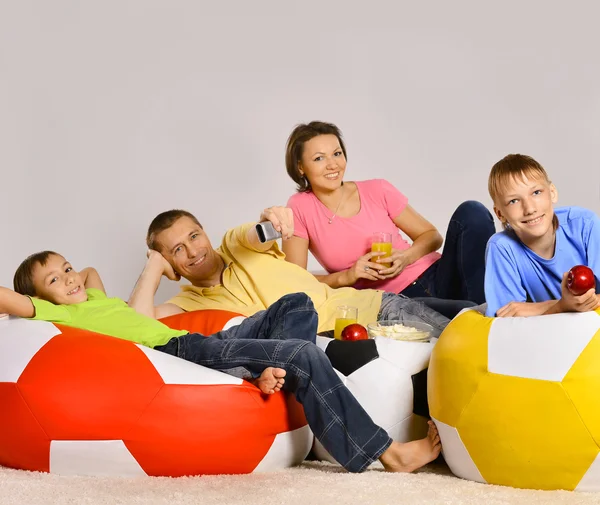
[128,251,184,319]
[0,287,35,318]
[79,267,106,293]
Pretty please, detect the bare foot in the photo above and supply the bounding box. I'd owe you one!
[252,367,286,394]
[379,421,442,473]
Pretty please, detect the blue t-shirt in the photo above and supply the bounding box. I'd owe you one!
[484,206,600,317]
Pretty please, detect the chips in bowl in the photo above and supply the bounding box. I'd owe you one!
[367,320,432,342]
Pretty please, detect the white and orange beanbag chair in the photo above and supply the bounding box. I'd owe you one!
[0,310,311,477]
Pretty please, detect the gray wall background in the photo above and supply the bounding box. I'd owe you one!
[2,1,599,303]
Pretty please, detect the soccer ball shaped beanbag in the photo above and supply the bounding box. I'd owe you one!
[428,307,600,491]
[0,310,311,477]
[313,335,433,463]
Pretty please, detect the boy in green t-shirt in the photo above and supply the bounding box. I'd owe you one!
[0,250,441,474]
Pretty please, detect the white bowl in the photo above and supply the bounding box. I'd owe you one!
[367,320,433,342]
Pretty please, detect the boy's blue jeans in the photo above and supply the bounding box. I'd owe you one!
[154,293,394,473]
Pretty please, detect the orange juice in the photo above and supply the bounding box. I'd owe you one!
[371,241,392,265]
[334,317,358,340]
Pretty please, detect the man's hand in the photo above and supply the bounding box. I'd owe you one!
[557,272,600,313]
[147,250,180,281]
[128,250,184,319]
[259,207,294,240]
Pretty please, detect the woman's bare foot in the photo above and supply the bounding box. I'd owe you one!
[379,421,442,473]
[252,367,286,394]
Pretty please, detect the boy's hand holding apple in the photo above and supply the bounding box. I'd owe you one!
[559,266,599,313]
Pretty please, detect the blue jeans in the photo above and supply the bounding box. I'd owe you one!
[154,293,392,473]
[378,292,450,338]
[412,297,476,320]
[401,200,495,305]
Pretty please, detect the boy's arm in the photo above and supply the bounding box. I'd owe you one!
[128,251,184,319]
[79,268,106,293]
[0,287,35,318]
[484,242,529,317]
[496,300,559,317]
[585,211,600,291]
[542,273,600,315]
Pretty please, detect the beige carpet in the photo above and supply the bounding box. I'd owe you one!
[3,461,600,505]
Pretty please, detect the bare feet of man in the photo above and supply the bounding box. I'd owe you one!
[379,421,442,473]
[251,367,286,394]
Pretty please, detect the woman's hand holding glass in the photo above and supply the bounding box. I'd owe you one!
[344,251,388,285]
[375,249,413,280]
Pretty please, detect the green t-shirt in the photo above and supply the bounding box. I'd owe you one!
[30,288,186,348]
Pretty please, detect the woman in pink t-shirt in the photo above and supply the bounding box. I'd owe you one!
[282,121,495,313]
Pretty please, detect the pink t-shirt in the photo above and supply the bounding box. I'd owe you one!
[287,179,441,294]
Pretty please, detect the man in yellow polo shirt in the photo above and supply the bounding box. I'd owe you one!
[128,207,449,335]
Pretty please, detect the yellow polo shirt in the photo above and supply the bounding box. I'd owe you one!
[168,223,383,333]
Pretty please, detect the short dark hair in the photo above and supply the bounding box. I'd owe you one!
[146,210,202,251]
[285,121,347,193]
[14,251,60,296]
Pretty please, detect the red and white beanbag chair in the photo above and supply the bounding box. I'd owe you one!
[0,310,311,477]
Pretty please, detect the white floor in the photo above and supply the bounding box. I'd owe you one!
[2,461,598,505]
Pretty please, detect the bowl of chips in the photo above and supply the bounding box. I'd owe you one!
[367,320,433,342]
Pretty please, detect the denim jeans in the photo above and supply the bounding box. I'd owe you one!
[154,293,392,473]
[401,200,495,304]
[412,297,476,320]
[378,292,450,338]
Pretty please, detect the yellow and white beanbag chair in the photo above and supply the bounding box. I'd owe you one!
[428,307,600,491]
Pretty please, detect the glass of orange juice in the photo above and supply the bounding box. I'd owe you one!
[334,305,358,340]
[372,232,393,266]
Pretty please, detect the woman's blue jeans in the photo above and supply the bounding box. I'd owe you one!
[401,200,495,306]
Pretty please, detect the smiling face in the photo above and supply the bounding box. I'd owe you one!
[493,171,558,248]
[299,134,347,193]
[154,216,222,284]
[31,254,88,305]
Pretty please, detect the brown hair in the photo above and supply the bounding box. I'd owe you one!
[285,121,347,192]
[488,154,558,230]
[147,210,202,251]
[14,251,60,296]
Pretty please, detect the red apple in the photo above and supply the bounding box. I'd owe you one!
[341,323,369,341]
[567,265,596,296]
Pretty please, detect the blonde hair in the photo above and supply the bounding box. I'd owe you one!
[488,154,558,231]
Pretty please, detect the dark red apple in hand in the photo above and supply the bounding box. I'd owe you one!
[341,323,369,341]
[567,265,596,296]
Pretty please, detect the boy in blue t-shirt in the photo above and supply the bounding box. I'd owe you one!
[484,153,600,317]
